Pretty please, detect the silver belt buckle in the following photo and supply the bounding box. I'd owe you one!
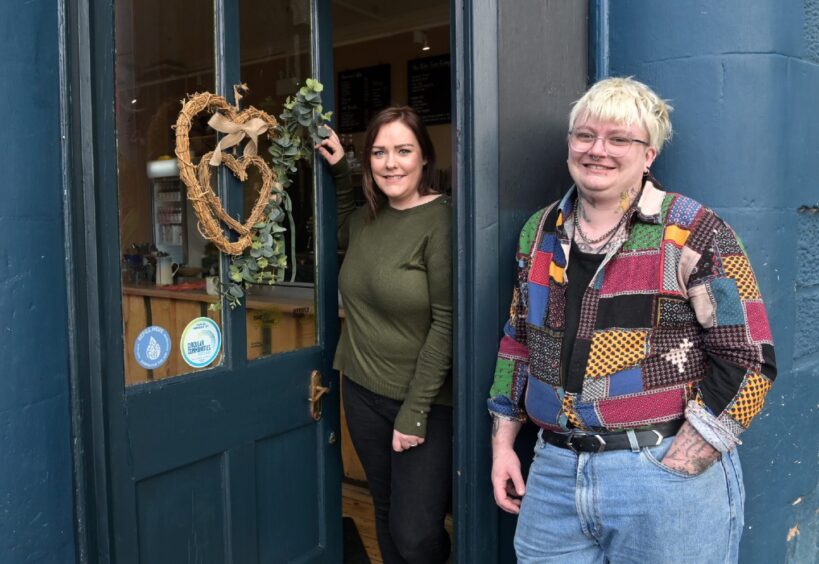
[650,429,664,446]
[564,429,580,453]
[564,430,607,453]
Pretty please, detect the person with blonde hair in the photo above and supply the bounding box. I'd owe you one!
[489,77,776,563]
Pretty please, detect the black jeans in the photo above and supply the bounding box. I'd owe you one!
[342,376,452,564]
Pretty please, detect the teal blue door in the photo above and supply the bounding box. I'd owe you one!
[88,1,342,562]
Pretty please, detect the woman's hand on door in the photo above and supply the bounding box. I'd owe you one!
[315,126,344,165]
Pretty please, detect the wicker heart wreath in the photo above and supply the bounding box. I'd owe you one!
[174,91,279,255]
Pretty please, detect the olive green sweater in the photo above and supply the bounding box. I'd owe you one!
[331,159,452,437]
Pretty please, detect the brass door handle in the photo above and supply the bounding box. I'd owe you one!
[309,370,330,421]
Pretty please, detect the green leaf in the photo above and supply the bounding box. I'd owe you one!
[228,284,244,298]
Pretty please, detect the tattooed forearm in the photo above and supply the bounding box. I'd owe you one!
[661,422,720,475]
[491,416,523,447]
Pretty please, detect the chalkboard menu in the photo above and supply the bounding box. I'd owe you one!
[338,64,391,133]
[407,55,451,125]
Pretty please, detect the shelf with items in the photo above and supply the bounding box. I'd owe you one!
[148,159,188,264]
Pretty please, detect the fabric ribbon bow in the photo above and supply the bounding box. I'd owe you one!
[207,113,269,166]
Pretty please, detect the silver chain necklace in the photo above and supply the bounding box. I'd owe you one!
[573,197,630,246]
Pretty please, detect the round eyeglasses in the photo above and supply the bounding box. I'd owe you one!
[568,130,650,157]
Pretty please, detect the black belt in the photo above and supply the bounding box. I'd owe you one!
[541,420,683,453]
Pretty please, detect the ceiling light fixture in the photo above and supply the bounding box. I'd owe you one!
[413,30,430,53]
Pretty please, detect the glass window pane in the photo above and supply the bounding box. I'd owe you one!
[240,0,318,360]
[116,0,223,385]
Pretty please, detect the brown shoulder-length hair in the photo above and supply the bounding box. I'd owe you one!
[361,106,437,218]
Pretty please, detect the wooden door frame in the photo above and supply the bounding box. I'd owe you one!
[62,0,118,560]
[451,0,501,562]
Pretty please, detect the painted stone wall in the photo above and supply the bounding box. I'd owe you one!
[608,1,819,561]
[0,1,76,563]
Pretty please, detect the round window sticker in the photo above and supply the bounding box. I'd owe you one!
[180,317,222,368]
[134,326,171,370]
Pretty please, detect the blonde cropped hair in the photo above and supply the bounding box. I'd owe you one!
[569,77,673,153]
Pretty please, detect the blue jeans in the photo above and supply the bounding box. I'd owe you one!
[514,432,745,564]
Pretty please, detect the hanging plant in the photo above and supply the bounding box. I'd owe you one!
[216,79,331,310]
[174,78,331,310]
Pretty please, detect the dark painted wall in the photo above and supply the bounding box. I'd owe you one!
[606,1,818,562]
[495,1,589,561]
[0,1,77,564]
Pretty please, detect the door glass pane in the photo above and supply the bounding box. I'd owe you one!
[240,0,318,360]
[115,0,223,385]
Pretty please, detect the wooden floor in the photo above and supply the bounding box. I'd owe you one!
[342,482,382,563]
[342,482,453,564]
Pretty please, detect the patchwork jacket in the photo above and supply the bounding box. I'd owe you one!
[487,181,777,442]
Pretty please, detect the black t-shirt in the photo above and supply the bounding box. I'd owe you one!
[560,241,605,395]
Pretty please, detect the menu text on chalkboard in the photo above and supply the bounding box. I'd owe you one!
[407,55,451,125]
[338,64,391,133]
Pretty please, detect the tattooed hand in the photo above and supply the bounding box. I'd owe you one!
[660,421,721,475]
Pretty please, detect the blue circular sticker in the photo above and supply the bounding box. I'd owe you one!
[180,317,222,368]
[134,326,171,370]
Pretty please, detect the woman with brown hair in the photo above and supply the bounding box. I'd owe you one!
[317,106,452,564]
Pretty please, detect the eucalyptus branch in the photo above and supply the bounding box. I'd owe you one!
[212,78,331,310]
